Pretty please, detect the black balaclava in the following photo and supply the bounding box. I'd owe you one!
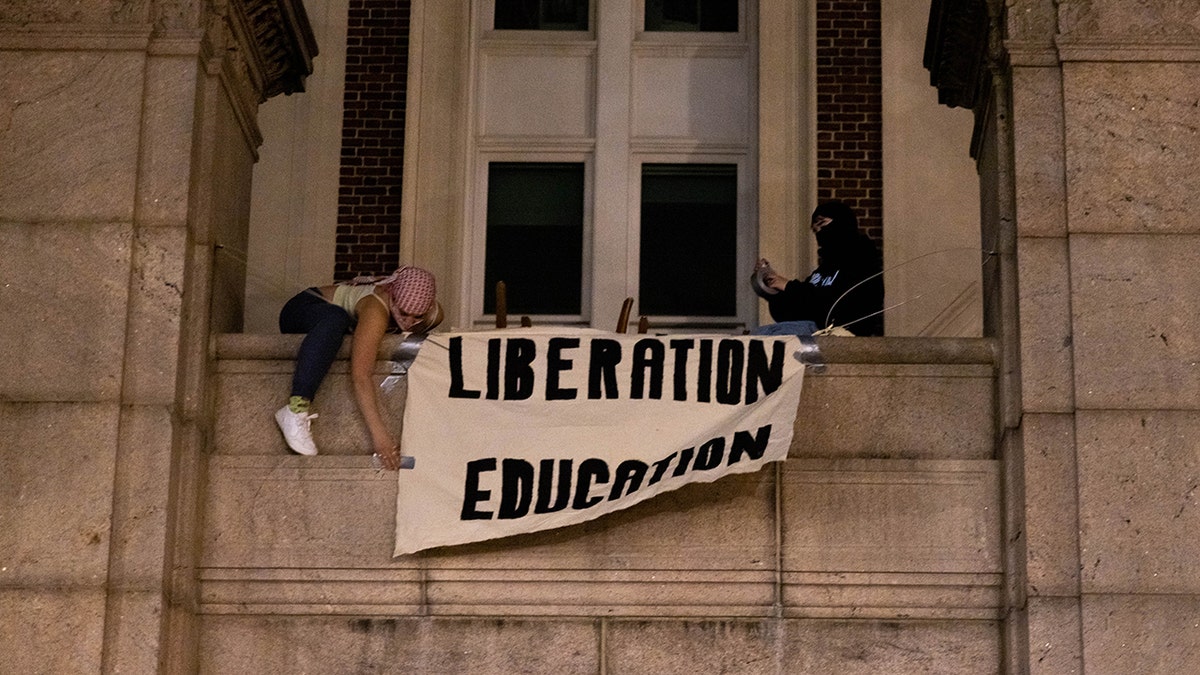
[812,200,860,261]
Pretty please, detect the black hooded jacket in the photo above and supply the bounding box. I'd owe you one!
[766,201,884,335]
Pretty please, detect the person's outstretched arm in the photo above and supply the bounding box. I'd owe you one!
[349,299,403,470]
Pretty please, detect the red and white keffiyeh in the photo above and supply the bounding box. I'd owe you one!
[351,266,437,327]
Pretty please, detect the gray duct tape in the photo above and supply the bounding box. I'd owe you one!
[380,334,428,393]
[390,333,427,369]
[794,335,827,374]
[381,334,425,468]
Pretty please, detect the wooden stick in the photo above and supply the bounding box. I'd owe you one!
[495,280,508,328]
[616,297,634,333]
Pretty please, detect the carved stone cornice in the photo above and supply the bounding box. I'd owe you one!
[924,0,990,110]
[229,0,318,102]
[1058,1,1200,44]
[0,23,153,51]
[1053,1,1200,62]
[1055,37,1200,63]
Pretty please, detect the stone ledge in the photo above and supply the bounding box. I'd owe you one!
[197,565,1000,620]
[782,571,1002,620]
[197,616,603,673]
[1057,38,1200,63]
[199,457,1000,619]
[214,333,997,366]
[1006,39,1200,65]
[195,615,1000,673]
[199,567,776,618]
[0,23,152,50]
[196,568,999,620]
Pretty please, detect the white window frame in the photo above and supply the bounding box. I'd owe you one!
[626,153,755,331]
[467,152,596,328]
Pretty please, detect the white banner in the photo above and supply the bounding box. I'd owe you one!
[394,328,806,556]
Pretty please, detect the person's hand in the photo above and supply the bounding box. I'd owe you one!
[755,258,789,291]
[374,439,402,471]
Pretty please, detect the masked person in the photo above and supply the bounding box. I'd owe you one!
[274,266,440,469]
[753,200,884,336]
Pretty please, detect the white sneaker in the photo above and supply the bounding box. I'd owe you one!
[275,406,319,456]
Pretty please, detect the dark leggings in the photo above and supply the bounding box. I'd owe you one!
[279,288,353,400]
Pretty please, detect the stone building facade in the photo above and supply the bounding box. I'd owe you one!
[2,0,1198,672]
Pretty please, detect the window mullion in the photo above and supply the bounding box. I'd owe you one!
[590,0,637,327]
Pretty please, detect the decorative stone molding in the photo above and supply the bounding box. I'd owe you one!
[1055,0,1200,62]
[0,0,314,103]
[924,0,989,110]
[191,0,315,155]
[1004,40,1060,68]
[1058,0,1200,43]
[1055,38,1200,63]
[228,0,317,101]
[0,23,153,50]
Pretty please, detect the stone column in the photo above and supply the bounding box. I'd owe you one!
[399,0,471,326]
[1004,1,1082,672]
[0,1,313,672]
[1056,1,1200,672]
[757,0,815,326]
[1007,0,1200,672]
[931,0,1200,670]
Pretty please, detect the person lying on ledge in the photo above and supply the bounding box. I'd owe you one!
[752,200,884,337]
[274,266,441,470]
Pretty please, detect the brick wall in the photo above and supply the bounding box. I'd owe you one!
[335,0,412,280]
[815,0,884,244]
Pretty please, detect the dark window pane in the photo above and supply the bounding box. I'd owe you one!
[495,0,589,30]
[645,0,738,32]
[639,164,737,316]
[485,163,585,315]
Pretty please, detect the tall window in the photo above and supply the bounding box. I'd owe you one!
[484,162,586,315]
[495,0,590,30]
[472,0,755,329]
[639,164,737,316]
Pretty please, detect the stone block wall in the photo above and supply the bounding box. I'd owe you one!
[0,25,198,673]
[0,1,315,672]
[1004,0,1200,672]
[198,335,1004,672]
[11,0,1200,670]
